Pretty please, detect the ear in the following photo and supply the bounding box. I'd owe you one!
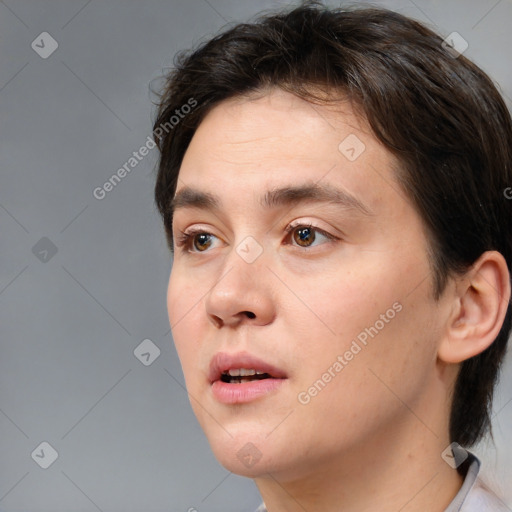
[438,251,511,364]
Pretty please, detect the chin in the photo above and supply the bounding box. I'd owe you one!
[203,428,264,470]
[207,431,302,481]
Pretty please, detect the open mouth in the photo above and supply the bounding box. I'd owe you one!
[220,370,273,384]
[209,355,286,403]
[209,352,287,386]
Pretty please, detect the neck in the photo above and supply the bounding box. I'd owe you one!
[254,414,464,512]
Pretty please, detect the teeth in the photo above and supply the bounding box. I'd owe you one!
[225,368,265,377]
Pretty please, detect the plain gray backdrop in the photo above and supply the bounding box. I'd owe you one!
[1,0,511,511]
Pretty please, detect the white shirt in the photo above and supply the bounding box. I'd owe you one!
[254,452,510,511]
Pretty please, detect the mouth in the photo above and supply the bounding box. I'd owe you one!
[209,351,287,384]
[219,368,274,384]
[208,351,287,404]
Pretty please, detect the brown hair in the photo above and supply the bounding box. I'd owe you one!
[152,0,512,448]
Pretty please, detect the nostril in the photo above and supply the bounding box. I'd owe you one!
[210,315,223,328]
[244,311,256,319]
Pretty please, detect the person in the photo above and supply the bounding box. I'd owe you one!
[151,1,512,510]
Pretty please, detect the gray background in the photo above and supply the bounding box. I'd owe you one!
[1,0,511,510]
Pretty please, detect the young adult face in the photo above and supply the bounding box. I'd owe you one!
[166,87,457,483]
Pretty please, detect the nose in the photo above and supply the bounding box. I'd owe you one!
[204,247,275,329]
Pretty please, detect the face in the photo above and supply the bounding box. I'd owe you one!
[167,88,450,481]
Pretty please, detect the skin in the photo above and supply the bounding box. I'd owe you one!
[166,87,510,512]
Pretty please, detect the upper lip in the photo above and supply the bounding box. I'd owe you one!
[208,351,287,383]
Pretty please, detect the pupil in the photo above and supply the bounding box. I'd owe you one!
[194,234,211,251]
[295,227,314,247]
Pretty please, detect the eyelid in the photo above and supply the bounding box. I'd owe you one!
[175,220,339,253]
[175,226,224,252]
[283,221,338,247]
[284,220,334,236]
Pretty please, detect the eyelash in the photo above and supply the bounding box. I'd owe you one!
[175,222,338,253]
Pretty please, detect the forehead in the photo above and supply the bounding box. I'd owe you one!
[188,89,369,161]
[175,88,404,215]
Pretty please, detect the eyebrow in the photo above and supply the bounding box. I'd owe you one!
[168,182,374,218]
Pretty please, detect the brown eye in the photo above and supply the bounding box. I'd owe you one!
[293,226,316,247]
[193,233,213,251]
[175,230,218,253]
[285,223,336,249]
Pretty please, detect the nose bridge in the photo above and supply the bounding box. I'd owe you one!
[215,232,268,295]
[204,233,273,326]
[233,233,266,266]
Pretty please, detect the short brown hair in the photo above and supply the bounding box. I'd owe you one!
[152,1,512,448]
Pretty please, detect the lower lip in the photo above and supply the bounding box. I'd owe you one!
[211,378,286,404]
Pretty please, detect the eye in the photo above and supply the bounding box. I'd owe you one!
[175,222,337,254]
[284,222,336,248]
[175,229,221,253]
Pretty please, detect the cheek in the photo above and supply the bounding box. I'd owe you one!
[289,256,403,348]
[166,268,205,384]
[166,264,203,328]
[166,270,179,324]
[291,253,437,401]
[290,302,438,451]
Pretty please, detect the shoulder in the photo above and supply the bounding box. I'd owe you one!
[460,477,510,512]
[451,450,510,512]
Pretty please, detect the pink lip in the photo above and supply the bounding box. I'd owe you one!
[208,351,287,404]
[211,378,286,404]
[208,351,287,383]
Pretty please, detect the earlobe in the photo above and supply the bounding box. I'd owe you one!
[438,251,511,364]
